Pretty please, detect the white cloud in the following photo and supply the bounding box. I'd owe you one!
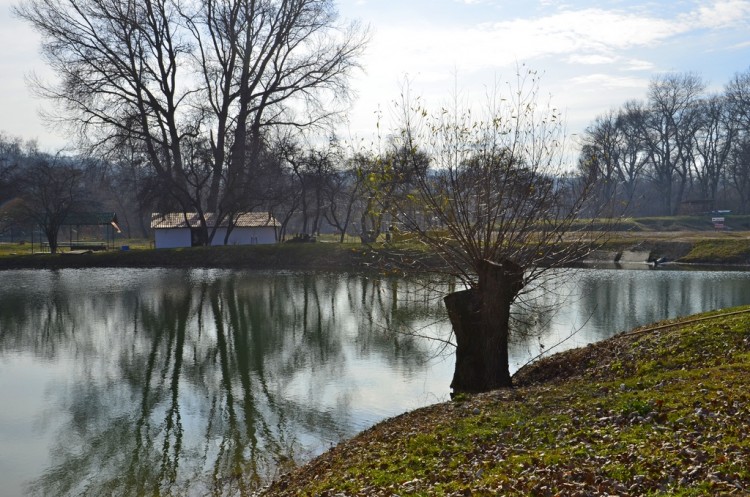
[364,8,688,83]
[688,0,750,29]
[623,59,656,71]
[481,9,681,54]
[567,73,649,90]
[5,0,750,146]
[566,54,618,65]
[365,1,750,79]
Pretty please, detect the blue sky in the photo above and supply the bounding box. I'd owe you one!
[1,0,750,150]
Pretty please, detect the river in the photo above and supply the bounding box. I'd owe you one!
[1,267,749,496]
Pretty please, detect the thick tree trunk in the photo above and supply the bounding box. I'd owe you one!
[445,259,524,393]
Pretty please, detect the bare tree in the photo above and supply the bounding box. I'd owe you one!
[692,95,735,210]
[615,102,650,207]
[578,110,625,214]
[16,0,367,244]
[19,156,88,253]
[725,68,750,211]
[0,136,24,239]
[577,68,750,216]
[636,73,705,215]
[728,138,750,213]
[323,160,363,242]
[578,105,648,215]
[726,68,750,130]
[389,73,603,392]
[279,138,337,236]
[0,134,24,207]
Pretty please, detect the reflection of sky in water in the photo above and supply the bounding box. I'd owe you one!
[510,268,750,368]
[0,354,68,496]
[2,267,750,496]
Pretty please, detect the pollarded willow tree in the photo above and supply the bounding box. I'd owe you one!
[390,73,605,393]
[16,0,368,244]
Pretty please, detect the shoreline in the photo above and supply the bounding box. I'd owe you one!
[3,236,750,271]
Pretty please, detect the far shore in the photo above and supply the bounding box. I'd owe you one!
[3,231,750,271]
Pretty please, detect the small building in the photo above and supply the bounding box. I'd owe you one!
[151,212,279,249]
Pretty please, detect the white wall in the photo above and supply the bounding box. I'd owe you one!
[154,229,191,249]
[155,227,276,248]
[211,227,277,246]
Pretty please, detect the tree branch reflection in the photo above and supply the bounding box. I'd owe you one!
[0,270,451,496]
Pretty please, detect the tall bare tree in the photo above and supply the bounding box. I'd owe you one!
[578,111,625,214]
[578,105,648,215]
[636,73,705,215]
[692,95,735,210]
[0,134,24,208]
[728,138,750,212]
[16,0,367,244]
[726,68,750,130]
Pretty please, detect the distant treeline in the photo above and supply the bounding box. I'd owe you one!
[578,70,750,217]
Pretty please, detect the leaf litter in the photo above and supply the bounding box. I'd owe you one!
[260,307,750,496]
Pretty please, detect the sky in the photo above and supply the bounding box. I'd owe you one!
[1,0,750,151]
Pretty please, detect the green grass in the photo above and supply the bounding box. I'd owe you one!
[680,239,750,264]
[0,239,444,272]
[628,214,750,231]
[570,214,750,232]
[0,242,31,257]
[0,238,152,255]
[263,307,750,496]
[5,214,750,268]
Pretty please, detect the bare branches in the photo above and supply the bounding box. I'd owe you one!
[389,70,597,289]
[16,0,368,244]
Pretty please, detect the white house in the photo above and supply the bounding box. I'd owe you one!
[151,212,279,249]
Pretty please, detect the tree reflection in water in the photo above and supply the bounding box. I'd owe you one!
[0,269,450,497]
[3,268,750,495]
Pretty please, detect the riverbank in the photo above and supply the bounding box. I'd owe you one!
[260,307,750,496]
[0,242,441,272]
[3,233,750,270]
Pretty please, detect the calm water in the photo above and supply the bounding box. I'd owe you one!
[1,267,750,496]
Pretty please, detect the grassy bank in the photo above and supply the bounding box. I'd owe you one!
[0,241,441,271]
[596,236,750,265]
[4,213,750,270]
[4,236,750,270]
[261,307,750,496]
[0,242,355,270]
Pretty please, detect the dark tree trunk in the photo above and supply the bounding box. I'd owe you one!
[46,228,59,254]
[445,259,524,393]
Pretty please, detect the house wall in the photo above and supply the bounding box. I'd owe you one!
[154,228,192,249]
[210,227,277,246]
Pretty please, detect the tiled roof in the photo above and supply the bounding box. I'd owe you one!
[151,212,279,229]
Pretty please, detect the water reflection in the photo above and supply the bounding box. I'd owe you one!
[2,267,750,496]
[510,268,750,364]
[0,269,453,496]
